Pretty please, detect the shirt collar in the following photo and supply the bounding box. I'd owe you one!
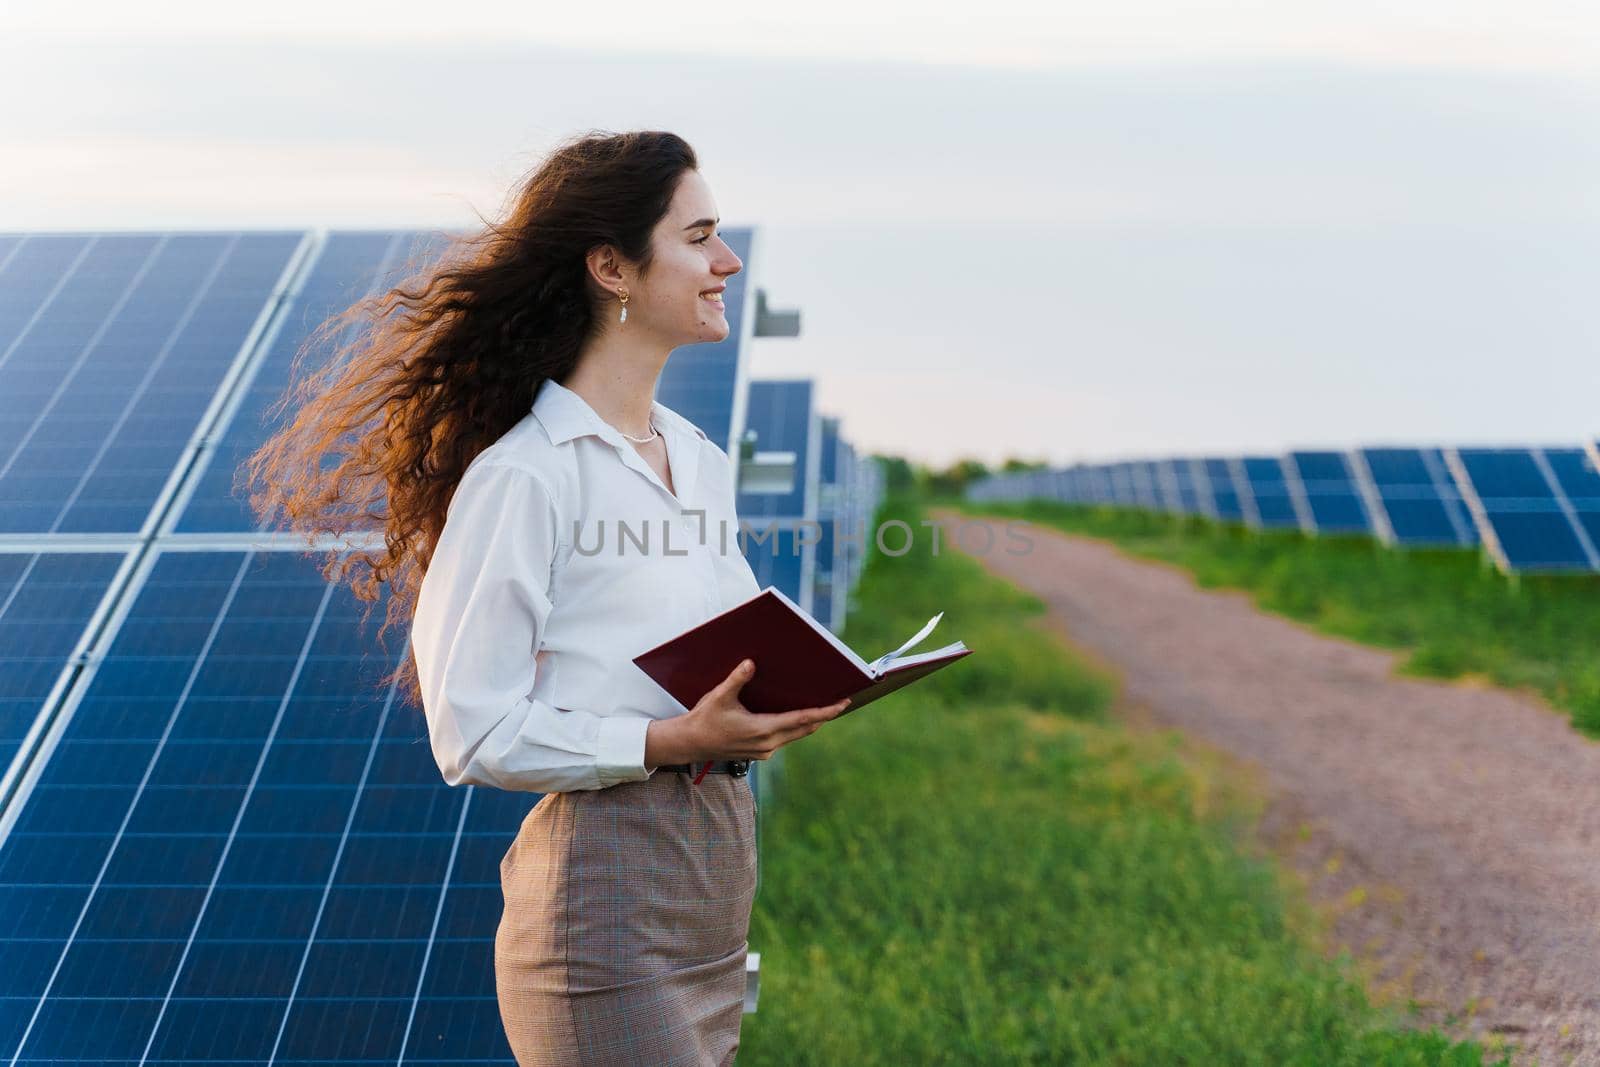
[533,378,697,445]
[532,377,704,504]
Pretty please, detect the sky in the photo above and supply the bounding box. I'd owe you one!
[2,3,1598,468]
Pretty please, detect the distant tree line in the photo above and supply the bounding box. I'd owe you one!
[869,454,1049,498]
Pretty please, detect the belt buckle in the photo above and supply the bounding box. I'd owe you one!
[728,759,750,778]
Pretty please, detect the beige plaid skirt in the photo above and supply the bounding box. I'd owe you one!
[495,768,758,1066]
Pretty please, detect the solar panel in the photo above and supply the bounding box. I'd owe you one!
[1169,460,1205,515]
[1073,467,1095,505]
[0,233,304,535]
[1084,464,1112,506]
[1444,448,1600,573]
[0,225,796,1061]
[1042,469,1062,504]
[0,236,24,279]
[1046,469,1066,504]
[1537,448,1600,564]
[171,231,450,534]
[810,519,856,636]
[1198,458,1245,522]
[0,551,131,805]
[655,229,753,455]
[1286,452,1373,535]
[735,380,817,520]
[813,417,843,634]
[740,524,812,614]
[0,547,527,1063]
[1238,457,1303,529]
[1097,464,1123,507]
[1129,462,1161,511]
[817,415,840,491]
[837,441,864,593]
[1352,448,1477,547]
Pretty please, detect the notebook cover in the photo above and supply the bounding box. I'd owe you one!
[633,588,974,714]
[632,588,876,713]
[835,648,974,716]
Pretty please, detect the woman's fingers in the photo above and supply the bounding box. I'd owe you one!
[763,699,851,742]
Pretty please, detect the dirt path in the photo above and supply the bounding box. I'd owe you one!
[929,509,1600,1067]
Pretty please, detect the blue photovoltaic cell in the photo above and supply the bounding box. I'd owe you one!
[1240,457,1301,529]
[741,525,805,608]
[1148,462,1174,511]
[1096,465,1122,507]
[1090,465,1116,507]
[1200,458,1244,521]
[1106,464,1140,509]
[813,582,835,635]
[1134,462,1163,511]
[1287,452,1372,534]
[174,231,451,534]
[816,417,844,543]
[655,229,752,455]
[837,441,863,593]
[0,237,23,279]
[1170,460,1203,515]
[0,553,126,784]
[1357,448,1476,547]
[1148,462,1180,512]
[1071,467,1093,506]
[1540,448,1600,561]
[736,380,813,519]
[0,233,302,534]
[1065,468,1087,504]
[1453,448,1593,572]
[811,517,841,631]
[0,550,527,1064]
[818,416,840,487]
[814,514,836,580]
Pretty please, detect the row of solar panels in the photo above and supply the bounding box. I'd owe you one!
[736,382,883,634]
[0,228,882,1062]
[967,446,1600,575]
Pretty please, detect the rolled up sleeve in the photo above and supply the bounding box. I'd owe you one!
[410,461,655,792]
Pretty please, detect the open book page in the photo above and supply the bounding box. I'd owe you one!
[867,611,948,675]
[877,640,969,673]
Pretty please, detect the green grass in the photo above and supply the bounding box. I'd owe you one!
[743,493,1514,1065]
[941,496,1600,740]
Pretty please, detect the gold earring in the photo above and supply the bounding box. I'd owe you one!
[617,288,629,324]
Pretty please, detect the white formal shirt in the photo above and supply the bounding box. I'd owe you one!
[410,378,762,793]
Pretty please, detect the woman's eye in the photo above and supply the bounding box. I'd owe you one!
[695,232,715,244]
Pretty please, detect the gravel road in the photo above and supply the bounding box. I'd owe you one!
[930,509,1600,1067]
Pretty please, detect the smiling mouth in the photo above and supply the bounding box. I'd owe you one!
[700,291,725,308]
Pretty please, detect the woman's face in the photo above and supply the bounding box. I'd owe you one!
[633,169,743,346]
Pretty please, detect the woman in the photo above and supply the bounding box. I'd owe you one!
[242,130,850,1065]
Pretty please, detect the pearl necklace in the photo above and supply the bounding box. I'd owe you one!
[617,419,659,445]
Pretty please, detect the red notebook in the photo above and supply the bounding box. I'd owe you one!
[632,585,972,716]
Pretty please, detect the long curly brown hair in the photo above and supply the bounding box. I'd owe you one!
[239,129,699,709]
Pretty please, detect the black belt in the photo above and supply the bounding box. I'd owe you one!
[658,760,750,777]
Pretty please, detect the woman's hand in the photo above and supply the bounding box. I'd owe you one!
[644,659,850,767]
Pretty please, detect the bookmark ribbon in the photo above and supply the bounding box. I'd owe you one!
[867,611,943,674]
